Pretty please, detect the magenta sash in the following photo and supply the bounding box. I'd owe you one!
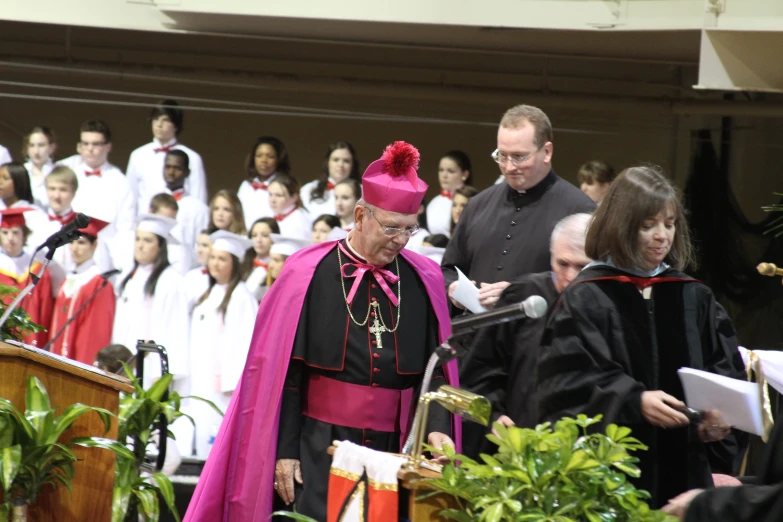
[302,374,413,433]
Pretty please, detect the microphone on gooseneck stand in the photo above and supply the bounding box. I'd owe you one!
[35,213,91,257]
[42,268,121,352]
[450,295,549,336]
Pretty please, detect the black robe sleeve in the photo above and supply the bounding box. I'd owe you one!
[695,287,748,475]
[276,359,303,460]
[536,285,646,427]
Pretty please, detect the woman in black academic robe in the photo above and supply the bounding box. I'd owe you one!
[535,165,746,508]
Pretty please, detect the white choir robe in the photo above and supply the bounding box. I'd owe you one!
[184,267,209,312]
[404,227,430,254]
[181,282,257,459]
[0,145,11,165]
[112,265,190,390]
[56,155,136,235]
[244,263,268,302]
[170,193,209,257]
[237,175,277,230]
[299,179,336,223]
[276,207,311,240]
[126,139,207,214]
[23,160,55,210]
[426,193,454,237]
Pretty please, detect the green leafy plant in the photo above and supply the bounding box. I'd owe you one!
[0,285,45,343]
[0,376,133,521]
[419,415,676,522]
[113,365,223,522]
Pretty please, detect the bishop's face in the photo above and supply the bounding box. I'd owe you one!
[353,205,416,266]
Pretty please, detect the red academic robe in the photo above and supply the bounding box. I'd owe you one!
[49,274,115,365]
[0,260,53,347]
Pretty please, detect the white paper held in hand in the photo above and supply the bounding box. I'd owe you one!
[453,267,487,314]
[677,367,763,436]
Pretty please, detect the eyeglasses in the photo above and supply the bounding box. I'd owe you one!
[491,146,542,167]
[364,206,419,238]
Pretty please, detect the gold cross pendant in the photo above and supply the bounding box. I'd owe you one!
[369,308,385,349]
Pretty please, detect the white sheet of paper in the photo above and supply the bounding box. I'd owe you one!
[678,367,764,436]
[739,346,783,396]
[453,267,487,314]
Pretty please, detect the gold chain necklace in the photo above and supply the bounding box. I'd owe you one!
[337,248,402,337]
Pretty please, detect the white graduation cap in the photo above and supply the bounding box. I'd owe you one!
[270,234,312,257]
[328,227,348,241]
[209,230,254,260]
[136,213,179,244]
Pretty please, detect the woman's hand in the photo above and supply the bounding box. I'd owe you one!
[641,390,690,428]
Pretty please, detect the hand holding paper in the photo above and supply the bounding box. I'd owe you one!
[453,268,487,314]
[678,367,764,436]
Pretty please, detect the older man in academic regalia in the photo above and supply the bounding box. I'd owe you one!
[184,142,461,522]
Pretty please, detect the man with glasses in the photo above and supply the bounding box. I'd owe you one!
[57,119,135,244]
[442,104,594,312]
[186,141,461,522]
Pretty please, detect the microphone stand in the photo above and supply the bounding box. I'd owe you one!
[0,248,55,338]
[135,340,170,473]
[41,274,115,352]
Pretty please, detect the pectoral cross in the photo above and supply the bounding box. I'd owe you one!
[369,314,385,349]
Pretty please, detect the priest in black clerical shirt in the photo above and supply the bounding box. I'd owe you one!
[442,104,595,312]
[458,213,592,456]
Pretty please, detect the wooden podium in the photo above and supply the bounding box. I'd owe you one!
[0,342,134,522]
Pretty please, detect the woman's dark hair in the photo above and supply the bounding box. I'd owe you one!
[577,160,616,186]
[423,234,449,248]
[248,217,280,238]
[94,344,133,374]
[120,234,171,298]
[270,174,303,210]
[441,150,473,186]
[335,178,362,200]
[197,253,242,318]
[1,163,34,203]
[310,141,360,203]
[313,214,341,230]
[245,136,290,178]
[149,99,184,135]
[22,126,57,159]
[585,164,694,271]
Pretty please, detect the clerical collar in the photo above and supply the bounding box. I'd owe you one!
[585,258,670,278]
[344,233,368,264]
[505,169,556,201]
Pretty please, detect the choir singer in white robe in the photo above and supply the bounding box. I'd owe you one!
[186,230,258,459]
[112,214,190,390]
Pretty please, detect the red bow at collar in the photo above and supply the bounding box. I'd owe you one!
[85,169,101,177]
[251,181,268,191]
[48,211,76,225]
[440,190,452,199]
[274,207,297,222]
[154,142,177,153]
[253,259,268,269]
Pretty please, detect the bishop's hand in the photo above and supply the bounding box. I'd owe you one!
[428,432,455,464]
[274,458,303,505]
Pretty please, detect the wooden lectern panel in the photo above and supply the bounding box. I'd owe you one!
[0,343,133,522]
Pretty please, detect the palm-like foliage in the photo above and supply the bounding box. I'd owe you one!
[420,415,677,522]
[0,376,133,520]
[0,285,44,343]
[113,364,223,522]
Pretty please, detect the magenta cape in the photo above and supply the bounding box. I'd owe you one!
[184,241,461,522]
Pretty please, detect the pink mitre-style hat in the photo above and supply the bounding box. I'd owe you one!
[361,141,428,214]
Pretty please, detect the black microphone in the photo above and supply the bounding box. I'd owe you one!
[36,213,91,253]
[450,295,548,336]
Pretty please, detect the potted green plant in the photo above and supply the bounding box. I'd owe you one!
[0,285,45,343]
[0,376,133,521]
[113,366,223,522]
[419,415,676,522]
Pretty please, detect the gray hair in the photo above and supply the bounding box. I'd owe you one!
[550,213,592,253]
